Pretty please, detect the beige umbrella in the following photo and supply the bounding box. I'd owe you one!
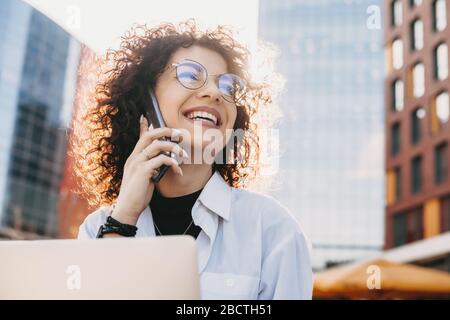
[313,259,450,299]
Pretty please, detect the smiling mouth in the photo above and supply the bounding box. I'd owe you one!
[183,111,220,128]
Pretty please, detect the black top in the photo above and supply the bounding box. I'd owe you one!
[149,187,203,239]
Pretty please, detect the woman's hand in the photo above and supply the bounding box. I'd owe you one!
[111,115,187,226]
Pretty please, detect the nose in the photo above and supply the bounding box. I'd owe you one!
[196,78,223,103]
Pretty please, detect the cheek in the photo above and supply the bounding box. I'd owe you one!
[157,87,185,127]
[160,106,178,128]
[228,108,238,129]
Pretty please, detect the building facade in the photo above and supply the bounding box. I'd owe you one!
[0,0,80,238]
[258,0,385,270]
[384,0,450,271]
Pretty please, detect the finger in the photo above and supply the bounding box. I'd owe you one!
[133,127,182,156]
[139,115,148,138]
[169,129,183,143]
[144,154,183,176]
[139,140,188,162]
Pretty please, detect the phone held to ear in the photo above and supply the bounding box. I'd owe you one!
[144,88,177,183]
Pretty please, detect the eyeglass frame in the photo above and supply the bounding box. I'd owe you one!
[168,58,247,104]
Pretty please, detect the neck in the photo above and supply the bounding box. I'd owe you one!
[155,163,213,198]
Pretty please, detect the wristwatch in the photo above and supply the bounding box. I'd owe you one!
[96,215,138,238]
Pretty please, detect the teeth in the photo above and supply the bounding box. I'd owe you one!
[185,111,218,126]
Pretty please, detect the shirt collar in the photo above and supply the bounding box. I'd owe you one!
[192,171,231,273]
[197,171,231,222]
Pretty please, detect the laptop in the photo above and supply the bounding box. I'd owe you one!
[0,235,200,299]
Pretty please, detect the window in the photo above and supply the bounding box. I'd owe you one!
[433,0,447,31]
[392,122,401,156]
[411,156,422,194]
[411,19,424,51]
[392,80,404,111]
[441,196,450,232]
[387,168,401,204]
[411,107,425,144]
[395,167,402,200]
[413,63,425,98]
[393,213,407,247]
[435,142,448,185]
[392,0,403,26]
[431,92,450,134]
[393,207,424,248]
[409,207,423,242]
[436,91,449,123]
[434,43,448,80]
[392,39,404,69]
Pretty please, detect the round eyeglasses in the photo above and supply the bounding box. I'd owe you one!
[171,59,246,104]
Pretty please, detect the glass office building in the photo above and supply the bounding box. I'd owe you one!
[0,0,80,238]
[258,0,385,269]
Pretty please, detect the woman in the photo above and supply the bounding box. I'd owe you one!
[75,20,312,300]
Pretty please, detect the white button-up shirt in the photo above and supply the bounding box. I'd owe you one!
[77,172,313,300]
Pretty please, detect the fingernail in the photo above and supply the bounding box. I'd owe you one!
[140,115,144,123]
[172,128,182,137]
[148,123,154,131]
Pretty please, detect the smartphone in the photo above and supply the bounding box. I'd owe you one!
[144,88,176,183]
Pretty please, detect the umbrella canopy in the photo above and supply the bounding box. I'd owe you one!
[313,259,450,299]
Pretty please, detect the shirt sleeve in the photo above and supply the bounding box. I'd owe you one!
[77,206,111,239]
[257,202,313,300]
[77,218,94,239]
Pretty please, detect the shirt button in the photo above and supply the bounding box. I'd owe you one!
[226,278,235,287]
